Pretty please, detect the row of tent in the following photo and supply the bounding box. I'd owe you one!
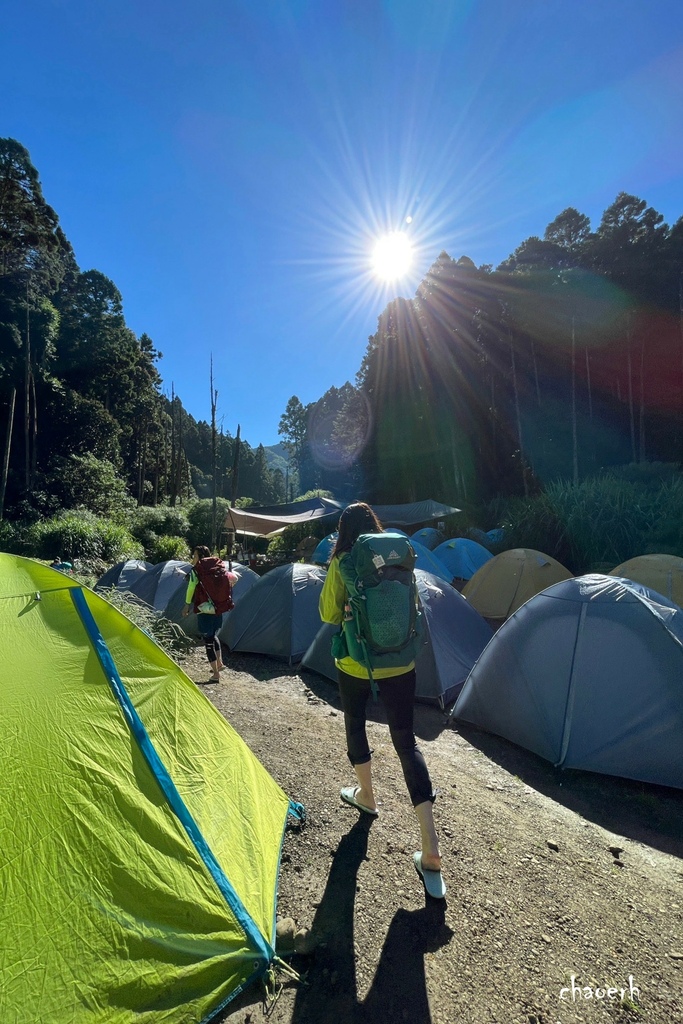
[310,529,497,584]
[97,557,494,707]
[98,557,491,707]
[1,553,305,1022]
[308,533,683,616]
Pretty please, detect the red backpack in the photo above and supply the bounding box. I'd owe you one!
[193,557,235,614]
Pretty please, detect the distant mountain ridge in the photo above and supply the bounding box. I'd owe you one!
[263,443,289,474]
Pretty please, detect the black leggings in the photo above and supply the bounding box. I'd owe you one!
[197,613,223,665]
[337,668,434,807]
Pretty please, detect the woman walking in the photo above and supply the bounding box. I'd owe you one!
[319,502,445,898]
[182,545,236,682]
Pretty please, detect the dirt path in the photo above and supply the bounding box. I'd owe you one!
[183,648,683,1024]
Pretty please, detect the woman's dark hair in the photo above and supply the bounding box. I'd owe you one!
[193,545,211,560]
[332,502,383,557]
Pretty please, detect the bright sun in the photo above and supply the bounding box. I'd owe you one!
[371,231,413,281]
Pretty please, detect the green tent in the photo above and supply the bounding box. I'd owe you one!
[0,554,304,1023]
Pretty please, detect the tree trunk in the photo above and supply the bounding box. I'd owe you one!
[24,292,30,492]
[210,357,218,551]
[571,317,579,486]
[162,417,169,504]
[29,370,38,488]
[230,425,241,506]
[139,417,148,505]
[170,384,176,506]
[175,414,184,503]
[638,337,646,463]
[626,313,637,462]
[0,388,17,518]
[509,329,527,497]
[679,272,683,400]
[530,334,541,406]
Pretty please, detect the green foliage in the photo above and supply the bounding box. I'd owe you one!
[147,535,189,563]
[0,518,18,552]
[50,453,135,518]
[233,496,256,509]
[186,497,231,551]
[266,534,286,558]
[266,518,334,559]
[129,503,189,544]
[294,489,335,501]
[24,510,143,562]
[599,462,682,487]
[494,466,683,572]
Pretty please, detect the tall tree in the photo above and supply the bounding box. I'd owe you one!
[278,395,308,495]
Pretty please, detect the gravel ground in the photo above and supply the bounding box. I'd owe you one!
[182,646,683,1024]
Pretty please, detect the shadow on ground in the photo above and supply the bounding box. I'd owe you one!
[453,721,683,859]
[220,817,453,1024]
[290,817,453,1024]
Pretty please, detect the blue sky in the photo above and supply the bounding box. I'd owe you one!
[3,1,683,447]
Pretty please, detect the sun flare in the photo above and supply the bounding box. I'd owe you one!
[371,231,413,281]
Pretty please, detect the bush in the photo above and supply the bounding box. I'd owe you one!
[266,534,286,558]
[0,518,19,553]
[294,489,335,502]
[126,505,192,560]
[147,535,190,564]
[23,510,143,562]
[266,519,334,561]
[50,454,136,519]
[128,505,190,543]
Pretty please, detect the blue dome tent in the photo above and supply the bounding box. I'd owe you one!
[433,538,493,581]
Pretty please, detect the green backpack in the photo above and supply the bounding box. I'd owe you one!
[337,531,421,688]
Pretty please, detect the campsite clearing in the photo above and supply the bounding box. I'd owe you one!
[188,647,683,1024]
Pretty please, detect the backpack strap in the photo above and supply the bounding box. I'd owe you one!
[338,552,379,701]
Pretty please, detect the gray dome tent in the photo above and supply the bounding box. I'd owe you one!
[410,527,444,550]
[96,559,154,593]
[452,575,683,789]
[128,560,192,612]
[222,563,327,663]
[302,569,494,708]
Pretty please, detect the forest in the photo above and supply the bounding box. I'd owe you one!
[2,137,683,567]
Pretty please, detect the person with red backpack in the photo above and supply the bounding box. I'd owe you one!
[182,545,237,682]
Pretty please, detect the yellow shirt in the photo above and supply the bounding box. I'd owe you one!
[318,555,414,679]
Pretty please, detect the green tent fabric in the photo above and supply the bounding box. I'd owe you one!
[0,555,303,1023]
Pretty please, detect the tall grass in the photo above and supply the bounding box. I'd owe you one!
[493,470,683,573]
[96,587,194,664]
